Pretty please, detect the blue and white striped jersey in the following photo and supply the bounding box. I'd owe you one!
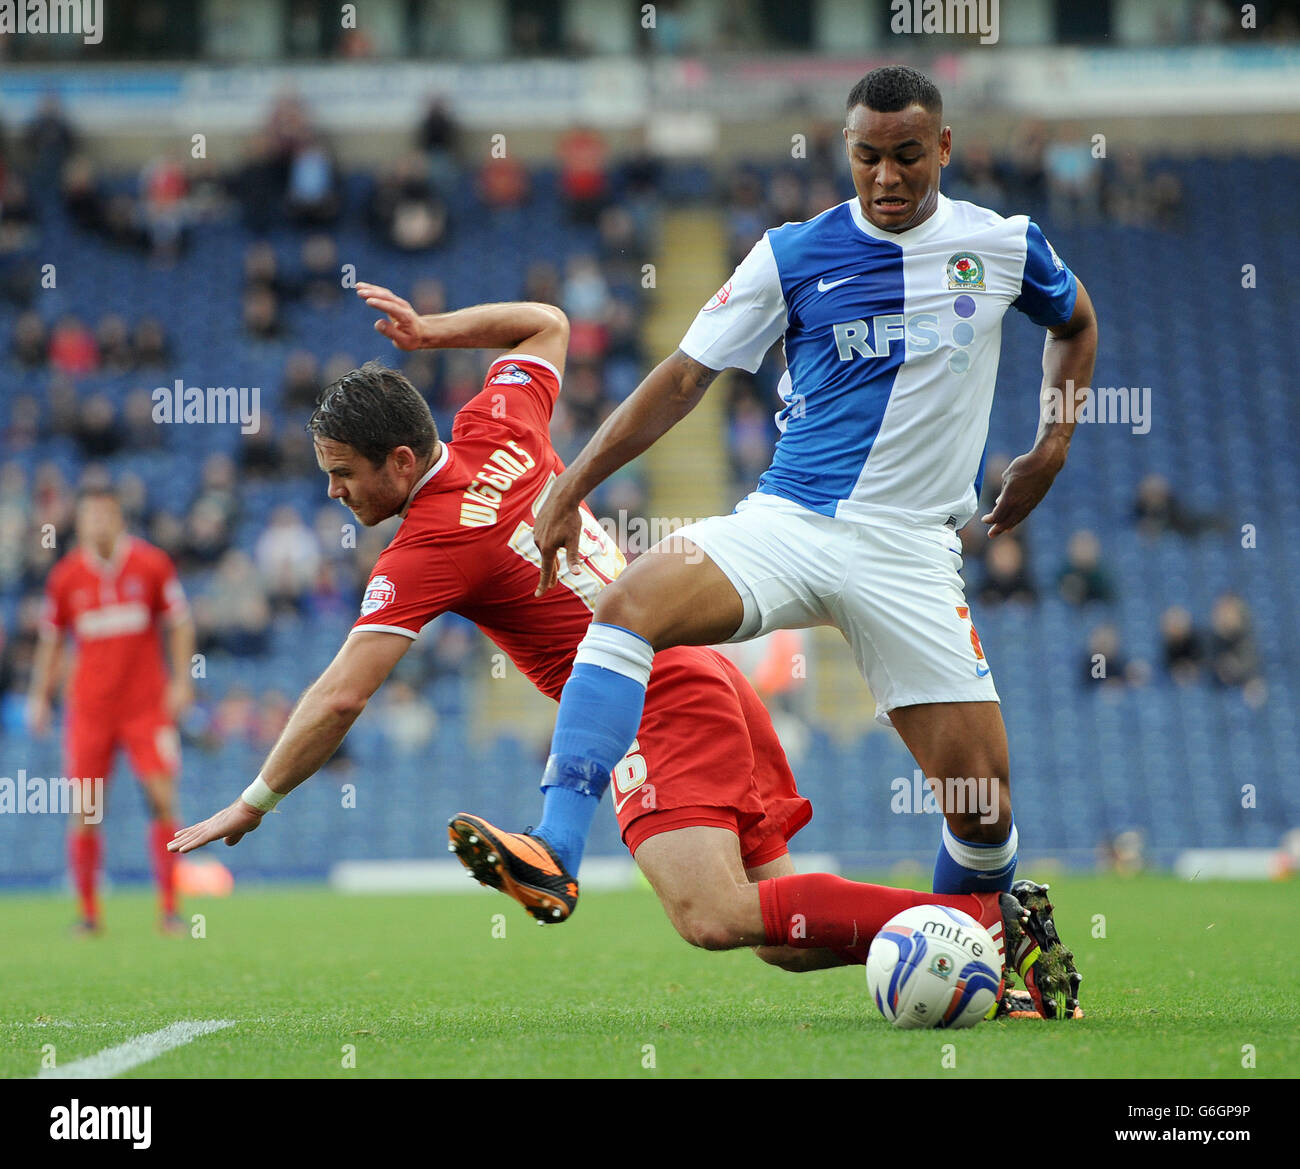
[680,194,1077,527]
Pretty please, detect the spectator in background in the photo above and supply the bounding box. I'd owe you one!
[254,505,322,615]
[299,233,343,306]
[596,204,646,289]
[523,260,561,306]
[23,94,76,178]
[242,285,284,340]
[61,155,110,236]
[369,154,447,252]
[1133,472,1221,538]
[950,137,1006,211]
[285,132,341,225]
[140,156,189,263]
[243,240,295,301]
[376,680,438,756]
[196,550,271,657]
[1056,529,1115,605]
[726,378,776,495]
[95,314,134,372]
[418,95,460,194]
[1005,120,1048,209]
[767,170,806,226]
[478,154,529,210]
[231,132,287,233]
[1103,150,1185,231]
[123,388,163,451]
[281,349,323,413]
[1209,593,1264,703]
[557,124,610,224]
[562,254,610,323]
[0,171,37,253]
[48,315,99,376]
[4,396,40,451]
[239,412,286,480]
[1045,125,1100,225]
[1082,623,1146,689]
[978,535,1037,606]
[133,317,171,367]
[208,685,258,745]
[0,463,30,593]
[724,169,768,266]
[253,690,294,749]
[1160,604,1203,685]
[11,311,46,368]
[182,498,233,569]
[73,394,123,460]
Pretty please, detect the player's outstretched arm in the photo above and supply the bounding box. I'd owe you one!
[168,630,412,853]
[983,278,1098,537]
[356,281,569,375]
[532,350,720,595]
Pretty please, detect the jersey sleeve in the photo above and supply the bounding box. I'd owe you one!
[150,550,190,625]
[40,562,70,635]
[1011,220,1078,327]
[351,538,470,640]
[454,353,562,441]
[679,233,788,373]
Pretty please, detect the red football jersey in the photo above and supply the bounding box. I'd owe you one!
[42,535,188,714]
[353,352,628,700]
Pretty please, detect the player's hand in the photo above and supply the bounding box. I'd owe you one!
[981,442,1066,537]
[356,282,427,351]
[166,677,195,720]
[26,694,52,738]
[532,482,584,596]
[167,799,265,854]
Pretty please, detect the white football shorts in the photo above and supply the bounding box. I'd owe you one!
[672,492,1000,727]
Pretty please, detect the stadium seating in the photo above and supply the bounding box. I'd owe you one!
[2,155,1297,882]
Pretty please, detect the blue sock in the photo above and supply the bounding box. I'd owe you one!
[533,623,653,873]
[933,820,1019,894]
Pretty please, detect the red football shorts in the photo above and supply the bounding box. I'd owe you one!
[65,702,180,784]
[615,646,812,868]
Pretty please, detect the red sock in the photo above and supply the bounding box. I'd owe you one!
[758,874,982,965]
[150,819,179,915]
[69,830,101,923]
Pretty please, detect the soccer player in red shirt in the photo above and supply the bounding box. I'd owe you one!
[168,287,1079,1017]
[29,487,195,934]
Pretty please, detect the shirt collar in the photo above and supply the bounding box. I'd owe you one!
[400,442,450,517]
[847,191,952,244]
[83,533,130,575]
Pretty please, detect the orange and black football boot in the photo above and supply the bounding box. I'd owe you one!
[448,813,579,923]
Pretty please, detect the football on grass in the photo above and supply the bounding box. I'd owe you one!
[866,905,1003,1029]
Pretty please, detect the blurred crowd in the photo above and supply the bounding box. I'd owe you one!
[0,92,664,754]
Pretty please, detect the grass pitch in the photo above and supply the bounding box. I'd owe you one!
[2,874,1295,1078]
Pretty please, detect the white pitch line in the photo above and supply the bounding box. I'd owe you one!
[38,1019,236,1079]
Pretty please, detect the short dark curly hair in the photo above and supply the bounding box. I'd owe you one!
[307,360,438,468]
[846,65,942,118]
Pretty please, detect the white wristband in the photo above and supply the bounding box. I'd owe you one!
[240,775,284,813]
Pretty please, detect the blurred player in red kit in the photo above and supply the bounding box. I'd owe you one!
[28,487,196,934]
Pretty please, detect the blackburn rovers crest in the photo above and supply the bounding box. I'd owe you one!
[946,252,985,291]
